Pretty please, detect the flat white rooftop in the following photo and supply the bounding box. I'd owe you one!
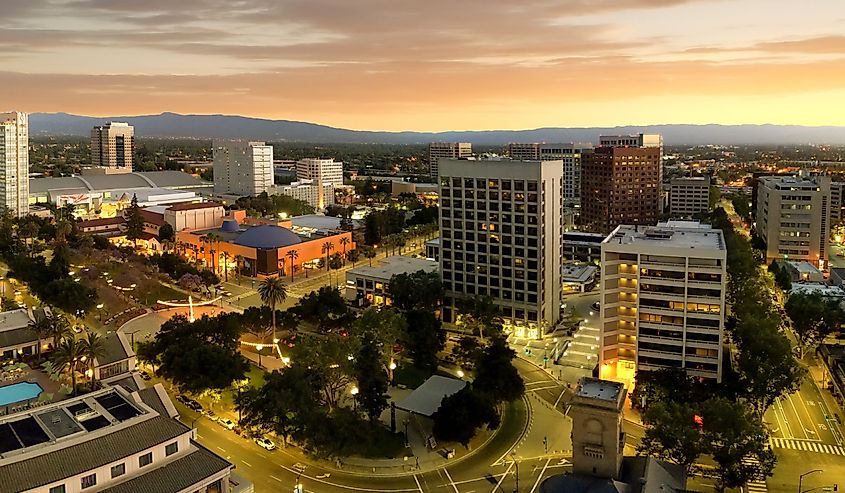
[604,221,725,251]
[347,256,438,280]
[561,264,597,283]
[576,377,624,402]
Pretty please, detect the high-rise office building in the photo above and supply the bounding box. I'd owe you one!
[757,174,831,269]
[830,181,844,226]
[213,140,274,197]
[438,158,562,339]
[274,180,335,209]
[296,158,343,209]
[539,144,593,206]
[507,143,540,160]
[599,221,726,386]
[580,145,661,234]
[91,122,135,170]
[428,142,472,178]
[668,176,710,218]
[0,111,29,217]
[599,133,663,149]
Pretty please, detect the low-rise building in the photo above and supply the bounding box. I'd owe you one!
[78,217,125,237]
[0,308,53,360]
[562,232,605,263]
[345,256,438,306]
[0,385,247,493]
[273,180,334,209]
[561,264,598,294]
[425,238,440,261]
[784,261,824,283]
[95,331,136,385]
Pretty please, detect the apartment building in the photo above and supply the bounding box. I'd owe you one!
[213,140,274,197]
[581,146,662,234]
[668,176,710,218]
[274,179,334,209]
[295,158,343,209]
[428,143,472,178]
[91,122,135,170]
[600,221,726,386]
[756,174,831,269]
[0,385,243,493]
[438,158,562,339]
[0,111,29,217]
[831,181,844,225]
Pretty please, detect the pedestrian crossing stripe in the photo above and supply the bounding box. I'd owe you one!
[741,456,768,493]
[769,437,845,455]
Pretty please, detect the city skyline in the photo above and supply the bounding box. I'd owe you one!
[3,0,845,131]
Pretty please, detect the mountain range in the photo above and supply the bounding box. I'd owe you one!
[28,112,845,146]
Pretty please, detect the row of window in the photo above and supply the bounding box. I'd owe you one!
[444,258,539,270]
[440,178,540,191]
[442,200,541,213]
[443,224,539,237]
[443,237,540,249]
[447,283,540,302]
[441,190,539,202]
[444,272,540,289]
[48,442,179,493]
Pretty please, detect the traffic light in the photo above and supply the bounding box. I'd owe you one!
[294,484,303,493]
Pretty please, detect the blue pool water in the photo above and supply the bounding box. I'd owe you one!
[0,382,44,407]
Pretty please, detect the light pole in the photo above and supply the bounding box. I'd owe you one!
[799,469,824,493]
[511,452,519,492]
[350,386,359,412]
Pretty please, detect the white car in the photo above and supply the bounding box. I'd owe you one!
[255,437,276,450]
[217,418,236,430]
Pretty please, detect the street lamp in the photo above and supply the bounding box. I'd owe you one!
[457,369,464,379]
[350,386,359,412]
[799,469,823,493]
[510,452,520,492]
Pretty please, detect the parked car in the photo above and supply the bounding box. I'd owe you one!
[255,437,276,450]
[176,394,190,405]
[139,371,151,381]
[186,400,203,412]
[591,301,600,311]
[218,418,236,430]
[203,410,218,422]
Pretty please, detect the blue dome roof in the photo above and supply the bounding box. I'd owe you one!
[221,219,240,233]
[234,225,302,249]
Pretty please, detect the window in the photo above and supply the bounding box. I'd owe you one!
[81,474,97,489]
[139,452,153,467]
[49,486,66,493]
[111,463,126,478]
[166,441,179,456]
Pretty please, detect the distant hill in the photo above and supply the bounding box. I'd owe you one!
[28,112,845,145]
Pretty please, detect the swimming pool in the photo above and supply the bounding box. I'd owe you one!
[0,382,44,407]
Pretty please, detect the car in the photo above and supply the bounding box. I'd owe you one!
[591,302,600,311]
[255,437,276,450]
[222,291,233,297]
[186,400,203,412]
[176,394,190,405]
[139,371,151,381]
[218,418,236,430]
[203,410,218,422]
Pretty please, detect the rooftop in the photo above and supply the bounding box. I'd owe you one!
[98,331,133,367]
[561,264,597,283]
[604,221,725,251]
[167,201,224,212]
[395,375,467,417]
[347,256,438,280]
[575,377,624,402]
[0,309,34,332]
[786,261,821,275]
[790,283,845,298]
[30,171,211,194]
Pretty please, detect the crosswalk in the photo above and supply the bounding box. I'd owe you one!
[742,457,767,493]
[769,437,845,455]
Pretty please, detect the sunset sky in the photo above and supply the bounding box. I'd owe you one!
[3,0,845,131]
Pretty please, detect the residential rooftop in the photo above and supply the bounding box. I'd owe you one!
[347,256,438,280]
[575,377,624,402]
[604,221,725,251]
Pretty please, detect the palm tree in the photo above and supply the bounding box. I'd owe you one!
[346,249,361,267]
[364,246,376,266]
[321,241,335,271]
[27,315,53,360]
[285,250,299,282]
[234,255,245,284]
[79,331,105,390]
[339,237,350,264]
[205,232,221,273]
[45,314,72,352]
[221,252,231,281]
[257,277,287,348]
[53,337,85,396]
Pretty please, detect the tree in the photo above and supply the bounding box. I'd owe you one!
[458,295,501,341]
[258,277,287,347]
[785,292,845,356]
[388,270,443,312]
[125,194,145,247]
[321,241,335,270]
[403,309,445,374]
[234,254,245,282]
[292,286,349,332]
[293,334,356,410]
[328,253,343,271]
[362,245,377,266]
[339,236,350,262]
[735,327,806,418]
[53,337,85,396]
[345,248,361,267]
[473,337,524,403]
[452,336,482,369]
[352,306,406,373]
[158,222,175,243]
[80,330,105,390]
[220,252,231,281]
[701,398,777,493]
[285,249,299,282]
[27,313,53,359]
[432,386,499,447]
[354,335,390,422]
[639,401,706,475]
[44,313,72,352]
[631,368,702,411]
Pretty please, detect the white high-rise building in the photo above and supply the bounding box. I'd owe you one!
[91,122,134,170]
[0,111,29,217]
[273,180,334,209]
[600,221,726,385]
[429,143,472,178]
[539,144,593,206]
[295,158,343,209]
[757,174,831,269]
[212,140,274,197]
[438,158,562,339]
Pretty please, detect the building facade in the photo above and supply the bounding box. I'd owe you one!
[600,222,726,386]
[599,133,663,149]
[507,143,592,205]
[0,111,29,217]
[428,143,472,178]
[580,146,661,234]
[756,174,831,269]
[438,158,562,339]
[345,256,438,306]
[831,181,844,225]
[507,143,540,161]
[668,176,710,218]
[570,378,626,479]
[213,140,274,197]
[91,122,135,170]
[277,179,335,209]
[295,158,343,209]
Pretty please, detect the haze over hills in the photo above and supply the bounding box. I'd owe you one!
[29,112,845,146]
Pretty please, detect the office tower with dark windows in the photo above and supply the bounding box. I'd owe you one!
[0,111,29,217]
[428,142,472,178]
[669,176,710,218]
[599,221,726,386]
[91,122,135,170]
[438,158,562,339]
